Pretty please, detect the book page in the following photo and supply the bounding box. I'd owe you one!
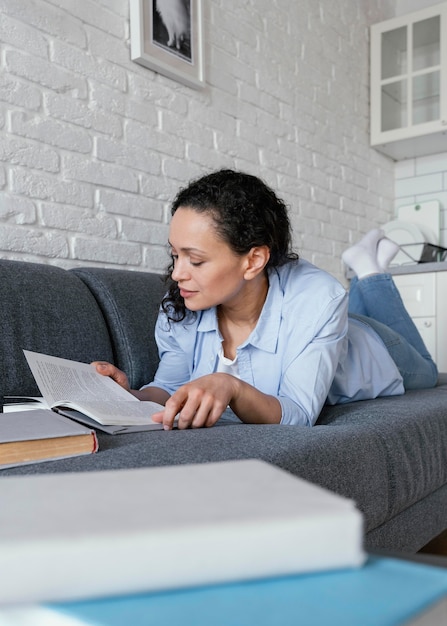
[56,409,165,433]
[2,397,48,413]
[23,351,165,426]
[59,400,166,425]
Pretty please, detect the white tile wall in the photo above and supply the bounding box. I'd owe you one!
[0,0,397,281]
[395,152,447,247]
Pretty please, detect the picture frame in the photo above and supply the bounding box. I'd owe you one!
[130,0,205,90]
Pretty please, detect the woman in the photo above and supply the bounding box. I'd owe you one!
[94,170,438,429]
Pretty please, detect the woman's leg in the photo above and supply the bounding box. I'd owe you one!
[349,274,438,389]
[349,274,428,356]
[344,231,438,389]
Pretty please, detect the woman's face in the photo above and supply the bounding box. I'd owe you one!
[169,207,253,312]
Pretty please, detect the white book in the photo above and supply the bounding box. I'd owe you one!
[20,350,171,433]
[0,459,365,605]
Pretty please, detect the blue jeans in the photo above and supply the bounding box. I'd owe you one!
[349,274,438,390]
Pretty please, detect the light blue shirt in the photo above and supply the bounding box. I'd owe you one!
[145,260,403,426]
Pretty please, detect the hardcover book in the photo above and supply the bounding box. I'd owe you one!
[0,409,98,469]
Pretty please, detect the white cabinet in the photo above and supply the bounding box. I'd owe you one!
[370,2,447,160]
[393,271,447,371]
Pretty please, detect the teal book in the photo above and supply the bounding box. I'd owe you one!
[1,557,447,625]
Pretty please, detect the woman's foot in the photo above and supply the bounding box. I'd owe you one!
[377,237,400,270]
[342,228,384,279]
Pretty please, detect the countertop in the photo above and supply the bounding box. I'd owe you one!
[345,261,447,280]
[389,261,447,275]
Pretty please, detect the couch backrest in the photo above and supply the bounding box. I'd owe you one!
[71,268,166,390]
[0,260,114,403]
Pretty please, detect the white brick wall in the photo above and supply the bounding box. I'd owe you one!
[0,0,397,281]
[395,152,447,248]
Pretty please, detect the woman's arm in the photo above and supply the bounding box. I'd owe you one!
[92,361,279,429]
[151,373,282,430]
[275,292,349,426]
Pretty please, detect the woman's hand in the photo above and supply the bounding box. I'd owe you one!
[151,373,240,430]
[92,361,131,391]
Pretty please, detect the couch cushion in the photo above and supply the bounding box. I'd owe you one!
[1,421,390,533]
[0,260,114,403]
[318,384,447,526]
[366,482,447,552]
[71,268,166,389]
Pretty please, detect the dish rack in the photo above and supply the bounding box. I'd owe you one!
[397,243,447,265]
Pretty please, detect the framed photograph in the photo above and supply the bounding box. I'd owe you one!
[130,0,204,90]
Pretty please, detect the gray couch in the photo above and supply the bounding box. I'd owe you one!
[1,259,447,553]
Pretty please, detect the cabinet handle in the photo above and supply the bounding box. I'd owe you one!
[423,321,432,327]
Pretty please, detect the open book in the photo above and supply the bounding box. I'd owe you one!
[21,350,169,434]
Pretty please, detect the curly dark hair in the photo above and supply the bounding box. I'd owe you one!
[162,169,298,322]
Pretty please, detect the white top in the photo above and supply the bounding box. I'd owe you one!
[216,347,240,378]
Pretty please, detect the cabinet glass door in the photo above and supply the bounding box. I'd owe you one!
[381,79,407,131]
[379,15,441,133]
[381,26,407,131]
[412,16,440,125]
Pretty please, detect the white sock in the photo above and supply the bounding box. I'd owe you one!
[342,228,384,279]
[377,237,400,271]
